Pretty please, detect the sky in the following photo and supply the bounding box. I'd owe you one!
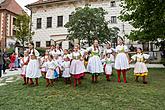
[15,0,38,14]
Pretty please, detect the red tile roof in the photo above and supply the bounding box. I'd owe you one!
[0,0,23,14]
[27,0,75,8]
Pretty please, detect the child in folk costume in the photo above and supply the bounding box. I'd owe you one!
[49,45,56,56]
[102,53,115,81]
[20,51,29,85]
[9,52,16,71]
[26,42,41,86]
[61,49,71,84]
[70,45,86,88]
[46,55,58,87]
[54,44,63,77]
[115,38,130,83]
[76,43,86,78]
[130,48,150,84]
[87,39,104,83]
[54,55,61,80]
[103,42,115,73]
[103,42,115,58]
[40,51,49,78]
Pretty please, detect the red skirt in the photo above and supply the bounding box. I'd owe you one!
[72,73,84,79]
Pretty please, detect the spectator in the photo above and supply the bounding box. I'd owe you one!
[2,48,8,74]
[0,49,3,78]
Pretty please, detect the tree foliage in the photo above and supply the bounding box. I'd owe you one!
[119,0,165,42]
[15,13,34,47]
[65,5,119,45]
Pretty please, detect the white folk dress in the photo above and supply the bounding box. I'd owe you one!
[55,49,64,70]
[62,61,71,78]
[40,56,49,73]
[46,60,58,79]
[131,53,150,76]
[26,49,42,78]
[103,55,115,75]
[87,46,103,74]
[114,45,130,70]
[20,56,29,76]
[103,48,115,67]
[70,52,86,76]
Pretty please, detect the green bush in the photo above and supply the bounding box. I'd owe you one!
[7,48,15,56]
[36,47,46,56]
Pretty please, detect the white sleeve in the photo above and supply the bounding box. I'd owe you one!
[114,46,119,53]
[143,54,150,59]
[87,47,92,52]
[69,53,73,59]
[111,48,115,52]
[35,49,40,57]
[103,50,106,55]
[131,54,137,61]
[110,54,115,62]
[124,45,129,52]
[20,59,23,65]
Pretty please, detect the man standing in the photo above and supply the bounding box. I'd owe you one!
[2,48,8,74]
[0,49,4,77]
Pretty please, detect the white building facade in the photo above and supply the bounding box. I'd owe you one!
[27,0,133,48]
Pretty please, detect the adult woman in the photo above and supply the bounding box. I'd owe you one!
[115,38,129,83]
[87,39,103,83]
[26,42,41,86]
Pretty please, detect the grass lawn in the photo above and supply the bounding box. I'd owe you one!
[0,69,165,110]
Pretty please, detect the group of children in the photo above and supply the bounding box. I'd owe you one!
[20,38,150,88]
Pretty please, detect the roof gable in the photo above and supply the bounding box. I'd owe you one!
[0,0,23,14]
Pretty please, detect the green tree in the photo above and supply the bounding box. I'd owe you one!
[119,0,165,42]
[15,13,34,48]
[65,5,119,46]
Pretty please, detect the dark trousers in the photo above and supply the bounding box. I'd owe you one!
[3,62,6,73]
[0,64,2,77]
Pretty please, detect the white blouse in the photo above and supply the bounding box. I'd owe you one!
[131,53,150,62]
[46,60,58,69]
[115,45,129,53]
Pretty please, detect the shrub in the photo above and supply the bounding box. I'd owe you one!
[36,47,46,56]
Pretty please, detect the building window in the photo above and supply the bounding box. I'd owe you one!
[47,17,52,28]
[46,41,51,47]
[36,41,41,47]
[111,16,117,23]
[37,18,42,29]
[110,1,116,7]
[13,18,16,25]
[69,15,72,21]
[57,16,63,27]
